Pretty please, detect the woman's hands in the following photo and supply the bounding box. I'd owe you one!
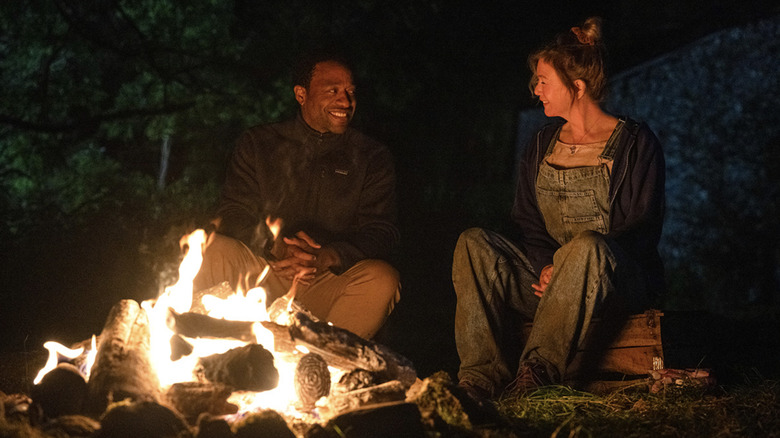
[532,264,554,297]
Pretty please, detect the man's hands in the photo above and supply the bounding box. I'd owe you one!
[270,231,340,282]
[532,264,554,297]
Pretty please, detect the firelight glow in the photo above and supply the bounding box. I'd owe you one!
[36,228,346,420]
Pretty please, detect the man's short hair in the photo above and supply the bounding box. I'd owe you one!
[292,50,353,89]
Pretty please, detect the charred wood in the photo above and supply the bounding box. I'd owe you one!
[196,414,234,438]
[31,363,87,419]
[42,415,100,437]
[168,310,255,342]
[165,382,237,424]
[93,401,192,438]
[261,312,416,388]
[195,344,278,392]
[294,353,330,409]
[232,409,295,438]
[333,369,378,393]
[170,334,194,361]
[328,380,407,415]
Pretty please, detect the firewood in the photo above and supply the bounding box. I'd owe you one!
[333,369,377,393]
[190,281,234,314]
[277,312,417,388]
[324,401,425,437]
[232,409,295,438]
[41,415,100,437]
[195,344,278,392]
[86,299,161,416]
[93,401,191,438]
[31,363,87,418]
[164,382,238,424]
[196,414,234,438]
[327,380,407,414]
[168,310,255,342]
[170,334,194,361]
[294,353,331,409]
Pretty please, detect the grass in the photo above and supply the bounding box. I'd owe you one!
[481,373,780,437]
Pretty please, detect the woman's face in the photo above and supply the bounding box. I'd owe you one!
[533,59,572,119]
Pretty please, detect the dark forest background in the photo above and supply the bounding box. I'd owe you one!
[1,0,778,379]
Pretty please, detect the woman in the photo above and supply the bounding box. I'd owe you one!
[452,17,665,399]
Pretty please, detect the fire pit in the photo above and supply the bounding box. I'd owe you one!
[26,229,424,436]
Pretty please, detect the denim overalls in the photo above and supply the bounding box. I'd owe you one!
[453,127,650,396]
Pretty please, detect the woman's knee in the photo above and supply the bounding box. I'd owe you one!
[557,231,614,267]
[567,230,609,251]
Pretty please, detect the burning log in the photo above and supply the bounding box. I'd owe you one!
[294,353,331,409]
[168,310,255,342]
[164,382,238,424]
[195,344,279,392]
[86,299,161,416]
[169,334,194,361]
[262,312,416,388]
[190,281,234,314]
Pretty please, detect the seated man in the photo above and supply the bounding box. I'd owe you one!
[194,52,401,340]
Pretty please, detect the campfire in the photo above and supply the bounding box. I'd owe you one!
[30,228,421,435]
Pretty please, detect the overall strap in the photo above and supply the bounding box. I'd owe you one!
[599,118,639,161]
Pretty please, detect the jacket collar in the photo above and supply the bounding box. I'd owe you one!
[293,112,348,154]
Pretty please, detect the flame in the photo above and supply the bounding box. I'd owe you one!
[84,335,97,380]
[34,341,85,385]
[139,229,318,413]
[36,228,338,421]
[266,216,282,240]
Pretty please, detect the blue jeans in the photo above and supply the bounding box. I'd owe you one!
[452,228,649,396]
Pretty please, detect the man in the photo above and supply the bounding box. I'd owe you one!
[194,53,401,340]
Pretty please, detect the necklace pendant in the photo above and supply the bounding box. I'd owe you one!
[569,145,577,154]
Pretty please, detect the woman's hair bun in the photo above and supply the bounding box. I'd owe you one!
[570,17,602,46]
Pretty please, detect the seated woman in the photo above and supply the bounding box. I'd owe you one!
[452,17,665,399]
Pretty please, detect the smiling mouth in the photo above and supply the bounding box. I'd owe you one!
[329,110,351,120]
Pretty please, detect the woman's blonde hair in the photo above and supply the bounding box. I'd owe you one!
[528,17,608,102]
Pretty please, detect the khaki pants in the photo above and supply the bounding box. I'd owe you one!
[193,233,400,339]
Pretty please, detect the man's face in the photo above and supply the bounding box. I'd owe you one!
[295,61,356,134]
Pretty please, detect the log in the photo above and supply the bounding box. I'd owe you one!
[195,344,279,392]
[169,334,194,361]
[261,312,417,388]
[31,363,88,419]
[168,310,255,342]
[164,382,238,424]
[190,281,234,314]
[86,299,160,416]
[333,369,378,393]
[328,380,407,415]
[92,401,191,438]
[294,353,331,409]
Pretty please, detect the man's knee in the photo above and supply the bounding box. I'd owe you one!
[353,259,401,307]
[195,233,263,292]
